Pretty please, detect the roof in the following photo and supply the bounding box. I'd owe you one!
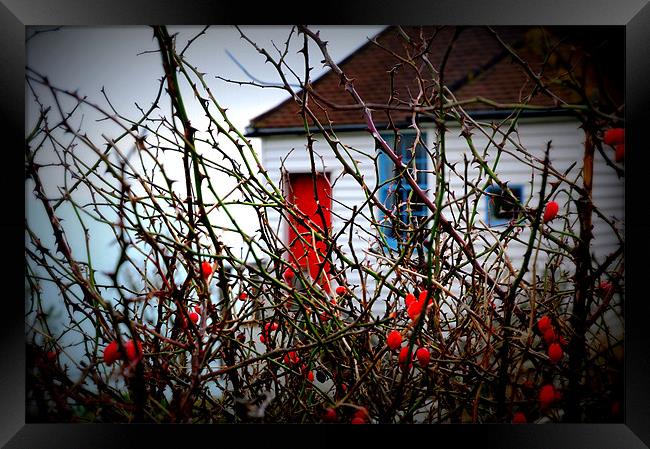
[246,26,623,136]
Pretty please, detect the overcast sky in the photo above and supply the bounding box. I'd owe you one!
[26,25,384,139]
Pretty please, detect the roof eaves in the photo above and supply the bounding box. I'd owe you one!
[246,108,577,137]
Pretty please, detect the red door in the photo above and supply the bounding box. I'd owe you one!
[286,173,332,292]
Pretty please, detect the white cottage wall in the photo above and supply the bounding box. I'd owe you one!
[259,116,624,320]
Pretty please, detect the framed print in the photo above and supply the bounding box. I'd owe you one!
[4,0,650,447]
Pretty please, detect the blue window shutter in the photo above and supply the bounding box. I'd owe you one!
[377,132,428,250]
[377,139,398,249]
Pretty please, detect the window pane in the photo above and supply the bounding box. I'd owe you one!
[486,184,524,226]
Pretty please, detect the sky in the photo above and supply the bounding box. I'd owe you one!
[26,25,384,142]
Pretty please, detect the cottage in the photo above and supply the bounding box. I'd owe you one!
[245,26,624,318]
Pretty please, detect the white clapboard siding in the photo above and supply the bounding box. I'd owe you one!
[260,117,624,323]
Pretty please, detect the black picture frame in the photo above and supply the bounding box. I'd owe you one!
[5,1,649,447]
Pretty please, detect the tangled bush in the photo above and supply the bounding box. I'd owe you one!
[25,25,623,423]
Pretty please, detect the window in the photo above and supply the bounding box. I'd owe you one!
[485,184,524,226]
[377,132,428,249]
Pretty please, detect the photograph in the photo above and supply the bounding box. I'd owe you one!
[24,24,628,426]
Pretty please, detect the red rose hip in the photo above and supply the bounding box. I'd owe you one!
[407,300,424,321]
[323,407,337,423]
[603,128,624,146]
[124,339,143,361]
[543,327,556,345]
[543,201,559,223]
[201,261,213,279]
[615,143,625,163]
[398,346,413,370]
[386,330,402,351]
[404,293,416,307]
[103,340,119,365]
[539,384,556,408]
[537,315,552,333]
[416,347,431,367]
[548,342,563,363]
[512,411,527,424]
[283,267,295,283]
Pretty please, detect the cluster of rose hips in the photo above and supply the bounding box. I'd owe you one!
[103,339,143,365]
[279,350,314,382]
[190,305,201,324]
[322,406,370,424]
[404,290,431,322]
[259,322,279,344]
[603,127,625,163]
[512,381,561,423]
[386,329,430,370]
[283,350,300,366]
[537,315,565,364]
[316,285,349,321]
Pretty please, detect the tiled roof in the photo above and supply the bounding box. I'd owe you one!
[248,26,622,133]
